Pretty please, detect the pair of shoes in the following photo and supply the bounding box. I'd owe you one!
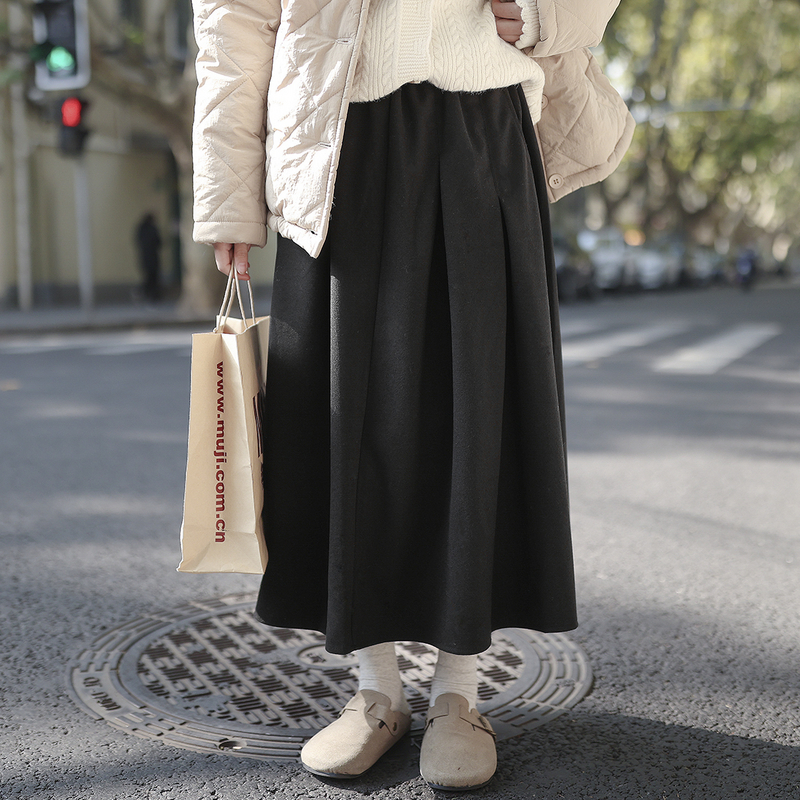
[419,692,497,791]
[300,689,412,778]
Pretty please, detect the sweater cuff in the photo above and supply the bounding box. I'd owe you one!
[514,0,541,50]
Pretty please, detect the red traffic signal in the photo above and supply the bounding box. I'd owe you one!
[61,96,84,127]
[58,95,89,156]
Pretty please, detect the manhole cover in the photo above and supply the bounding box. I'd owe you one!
[69,593,592,760]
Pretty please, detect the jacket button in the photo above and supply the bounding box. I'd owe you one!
[541,95,549,109]
[548,174,564,189]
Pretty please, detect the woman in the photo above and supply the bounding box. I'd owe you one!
[191,0,633,789]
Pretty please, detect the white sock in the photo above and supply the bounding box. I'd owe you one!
[430,650,479,709]
[355,642,410,714]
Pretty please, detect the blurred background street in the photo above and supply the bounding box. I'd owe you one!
[2,279,799,799]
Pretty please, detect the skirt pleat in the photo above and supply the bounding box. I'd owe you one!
[255,82,577,655]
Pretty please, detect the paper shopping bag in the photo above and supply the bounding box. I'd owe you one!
[178,274,270,573]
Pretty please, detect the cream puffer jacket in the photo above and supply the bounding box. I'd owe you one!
[192,0,635,258]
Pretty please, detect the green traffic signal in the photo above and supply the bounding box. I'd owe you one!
[46,46,76,74]
[32,0,91,90]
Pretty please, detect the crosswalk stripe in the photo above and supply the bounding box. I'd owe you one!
[653,323,781,375]
[559,320,609,338]
[561,322,688,366]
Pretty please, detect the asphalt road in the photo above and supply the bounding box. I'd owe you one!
[1,281,799,799]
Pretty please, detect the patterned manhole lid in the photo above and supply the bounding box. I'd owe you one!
[69,593,592,761]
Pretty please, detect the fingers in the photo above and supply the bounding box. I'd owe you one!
[495,19,524,43]
[212,242,234,275]
[212,242,252,280]
[491,0,524,43]
[232,242,252,280]
[492,0,522,19]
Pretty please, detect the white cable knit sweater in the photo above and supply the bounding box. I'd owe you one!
[351,0,545,121]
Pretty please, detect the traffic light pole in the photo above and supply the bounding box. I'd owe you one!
[11,81,34,312]
[27,0,93,309]
[72,157,93,311]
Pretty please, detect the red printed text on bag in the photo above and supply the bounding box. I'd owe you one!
[215,360,226,541]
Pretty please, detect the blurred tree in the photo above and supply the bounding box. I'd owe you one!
[599,0,800,255]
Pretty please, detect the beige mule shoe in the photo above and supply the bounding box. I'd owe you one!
[419,692,497,791]
[300,689,412,778]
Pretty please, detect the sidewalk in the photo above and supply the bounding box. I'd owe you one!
[0,291,272,337]
[0,301,205,337]
[2,275,795,338]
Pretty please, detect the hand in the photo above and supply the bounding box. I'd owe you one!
[492,0,524,44]
[212,242,252,280]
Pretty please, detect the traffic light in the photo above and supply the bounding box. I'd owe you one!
[59,96,90,156]
[32,0,91,91]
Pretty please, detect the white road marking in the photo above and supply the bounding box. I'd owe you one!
[653,323,781,375]
[559,320,609,338]
[561,323,689,366]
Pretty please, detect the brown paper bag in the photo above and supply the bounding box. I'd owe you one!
[178,272,269,573]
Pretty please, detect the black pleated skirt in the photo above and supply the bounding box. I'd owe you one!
[255,82,577,655]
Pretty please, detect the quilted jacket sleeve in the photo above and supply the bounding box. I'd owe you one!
[192,0,281,247]
[535,49,635,201]
[513,0,621,56]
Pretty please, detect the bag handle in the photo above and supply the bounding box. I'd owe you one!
[215,268,257,332]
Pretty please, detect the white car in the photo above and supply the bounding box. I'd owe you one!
[579,229,637,290]
[631,243,683,289]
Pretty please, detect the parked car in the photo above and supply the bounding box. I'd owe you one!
[683,247,727,287]
[629,239,683,290]
[578,228,637,291]
[553,235,597,302]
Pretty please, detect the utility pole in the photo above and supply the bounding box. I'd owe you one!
[9,5,34,311]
